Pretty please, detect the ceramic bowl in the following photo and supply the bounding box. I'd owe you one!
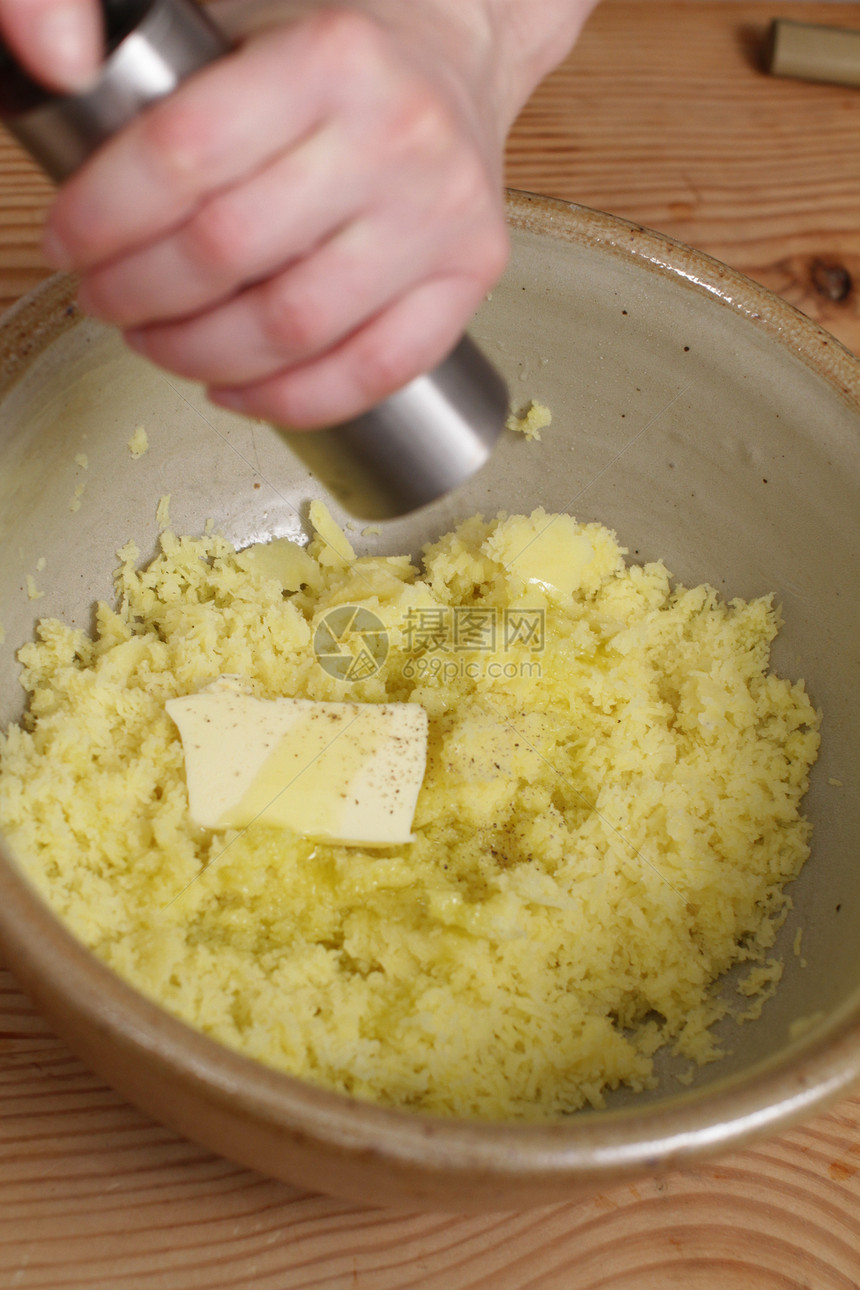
[0,191,858,1210]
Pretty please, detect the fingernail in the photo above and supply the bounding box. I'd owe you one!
[75,281,98,315]
[36,2,102,93]
[209,387,248,412]
[124,328,149,355]
[75,284,111,323]
[42,226,73,271]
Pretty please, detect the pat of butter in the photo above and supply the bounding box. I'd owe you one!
[166,681,428,845]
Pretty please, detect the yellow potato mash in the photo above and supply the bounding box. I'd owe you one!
[0,505,820,1120]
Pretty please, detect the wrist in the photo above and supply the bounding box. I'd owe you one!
[350,0,595,133]
[210,0,594,153]
[484,0,597,125]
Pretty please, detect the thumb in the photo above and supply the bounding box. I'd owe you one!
[0,0,103,93]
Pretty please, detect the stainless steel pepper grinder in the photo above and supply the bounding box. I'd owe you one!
[0,0,508,519]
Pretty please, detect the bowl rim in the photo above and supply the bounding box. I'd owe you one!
[1,187,859,1193]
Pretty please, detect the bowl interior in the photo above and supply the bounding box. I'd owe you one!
[0,192,858,1119]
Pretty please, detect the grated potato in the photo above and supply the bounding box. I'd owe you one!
[506,400,553,442]
[0,507,820,1120]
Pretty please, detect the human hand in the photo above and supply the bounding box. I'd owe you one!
[29,0,594,429]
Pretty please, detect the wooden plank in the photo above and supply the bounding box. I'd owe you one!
[506,0,860,354]
[1,964,859,1287]
[0,140,53,310]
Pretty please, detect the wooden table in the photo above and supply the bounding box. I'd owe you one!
[2,3,860,1285]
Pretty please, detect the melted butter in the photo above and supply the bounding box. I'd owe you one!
[505,517,595,600]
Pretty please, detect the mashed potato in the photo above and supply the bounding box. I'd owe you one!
[506,400,552,442]
[0,506,820,1120]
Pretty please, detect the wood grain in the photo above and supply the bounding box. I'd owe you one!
[0,146,52,313]
[506,0,860,355]
[1,964,860,1289]
[2,2,860,1285]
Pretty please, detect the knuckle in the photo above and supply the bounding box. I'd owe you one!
[388,87,452,162]
[428,141,497,227]
[477,220,510,284]
[440,168,510,285]
[353,337,414,405]
[312,7,387,77]
[259,279,326,356]
[447,151,492,214]
[139,99,212,191]
[182,198,251,278]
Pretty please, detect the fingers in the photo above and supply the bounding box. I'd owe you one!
[75,122,353,326]
[107,147,507,394]
[0,0,102,92]
[76,94,498,336]
[208,274,493,428]
[43,14,336,272]
[120,206,472,385]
